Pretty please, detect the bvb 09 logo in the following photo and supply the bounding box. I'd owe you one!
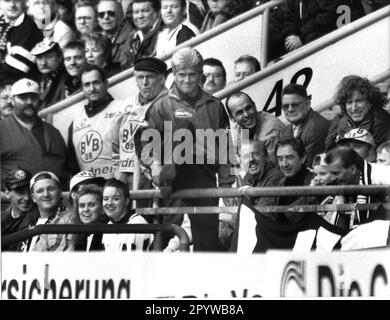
[280,261,306,297]
[78,131,103,163]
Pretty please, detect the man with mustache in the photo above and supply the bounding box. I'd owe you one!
[0,78,69,189]
[202,57,226,94]
[67,65,126,179]
[280,83,329,167]
[31,38,67,110]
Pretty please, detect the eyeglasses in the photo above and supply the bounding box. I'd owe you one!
[98,11,116,18]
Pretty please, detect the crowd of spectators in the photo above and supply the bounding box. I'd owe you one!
[1,0,390,254]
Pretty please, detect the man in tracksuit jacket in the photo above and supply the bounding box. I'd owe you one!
[136,47,235,252]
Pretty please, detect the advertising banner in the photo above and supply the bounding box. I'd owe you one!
[1,252,267,299]
[266,250,390,298]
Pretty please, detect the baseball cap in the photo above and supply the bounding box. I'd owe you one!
[4,168,32,190]
[30,171,60,190]
[338,128,375,147]
[31,39,61,57]
[134,57,167,75]
[69,171,105,192]
[11,78,40,96]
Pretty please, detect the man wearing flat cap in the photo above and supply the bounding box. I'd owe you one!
[31,38,68,110]
[108,57,168,201]
[0,78,70,189]
[1,168,38,251]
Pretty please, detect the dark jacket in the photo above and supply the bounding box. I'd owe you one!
[176,24,197,45]
[0,13,43,59]
[38,66,68,110]
[104,61,122,78]
[325,108,390,151]
[229,160,284,252]
[111,20,135,70]
[0,115,69,189]
[281,108,330,166]
[135,84,234,252]
[242,160,284,213]
[130,17,163,61]
[280,0,365,44]
[74,233,105,251]
[1,206,39,251]
[200,0,244,33]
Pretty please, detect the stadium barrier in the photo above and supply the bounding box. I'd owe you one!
[1,223,190,252]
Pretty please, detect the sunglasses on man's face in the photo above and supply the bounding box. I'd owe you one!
[98,11,116,18]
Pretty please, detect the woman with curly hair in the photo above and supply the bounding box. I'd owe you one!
[325,75,390,150]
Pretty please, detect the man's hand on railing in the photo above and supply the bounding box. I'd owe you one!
[284,35,303,51]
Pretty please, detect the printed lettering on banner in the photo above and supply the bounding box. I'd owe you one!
[266,250,390,298]
[1,253,142,299]
[1,252,267,299]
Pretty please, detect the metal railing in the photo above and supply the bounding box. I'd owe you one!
[137,203,390,215]
[128,185,390,199]
[2,184,389,203]
[1,223,190,252]
[215,5,390,101]
[39,0,285,118]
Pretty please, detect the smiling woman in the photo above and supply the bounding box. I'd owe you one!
[101,178,153,252]
[82,32,121,77]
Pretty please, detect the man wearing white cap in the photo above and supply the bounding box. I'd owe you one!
[0,78,69,189]
[24,171,76,251]
[337,128,376,163]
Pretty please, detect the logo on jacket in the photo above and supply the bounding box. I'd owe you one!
[174,109,192,119]
[78,130,103,163]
